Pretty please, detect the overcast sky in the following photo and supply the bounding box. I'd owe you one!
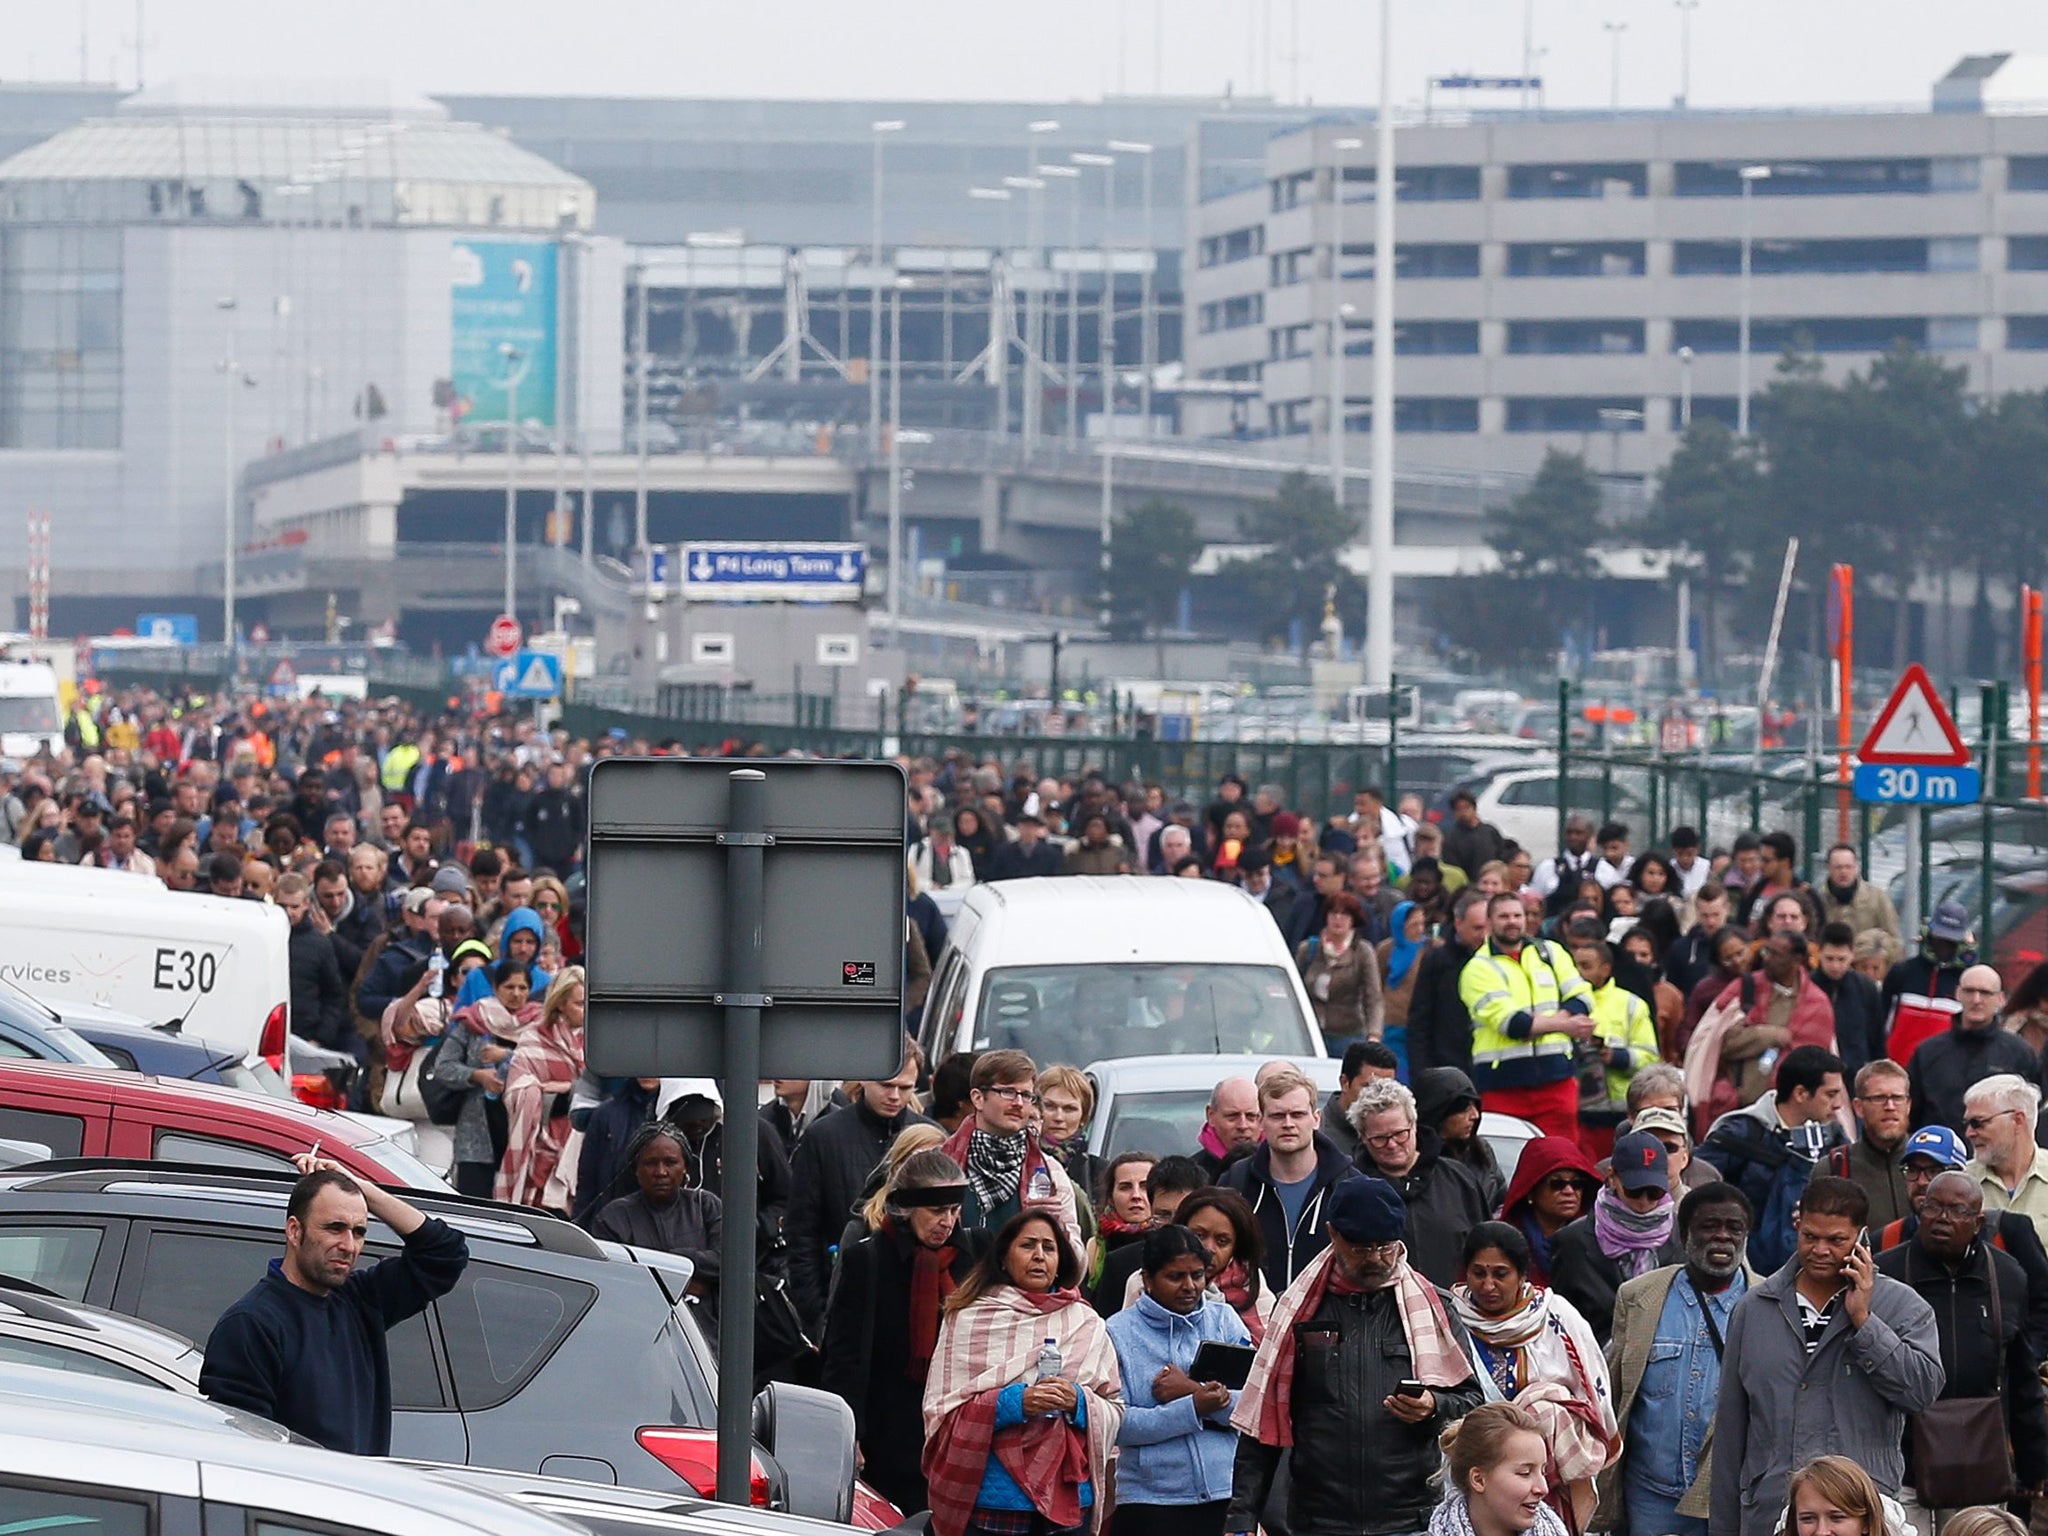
[8,1,2048,113]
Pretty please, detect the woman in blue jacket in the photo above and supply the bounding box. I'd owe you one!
[1105,1226,1252,1536]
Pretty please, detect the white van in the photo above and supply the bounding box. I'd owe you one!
[0,661,64,760]
[0,862,291,1067]
[919,876,1325,1069]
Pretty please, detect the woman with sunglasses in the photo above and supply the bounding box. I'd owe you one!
[529,873,581,963]
[1495,1137,1602,1287]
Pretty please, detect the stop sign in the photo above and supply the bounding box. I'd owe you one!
[486,614,522,658]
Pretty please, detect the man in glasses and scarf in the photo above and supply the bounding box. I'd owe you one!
[940,1049,1082,1249]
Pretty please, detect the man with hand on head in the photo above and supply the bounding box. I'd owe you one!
[200,1153,468,1454]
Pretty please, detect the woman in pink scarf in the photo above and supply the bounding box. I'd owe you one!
[496,965,586,1212]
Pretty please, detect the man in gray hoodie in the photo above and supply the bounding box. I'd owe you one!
[1711,1175,1944,1536]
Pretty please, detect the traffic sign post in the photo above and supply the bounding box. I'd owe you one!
[485,614,522,659]
[1854,665,1977,937]
[583,757,906,1505]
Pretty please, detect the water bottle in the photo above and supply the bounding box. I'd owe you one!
[1033,1336,1065,1418]
[427,950,449,1000]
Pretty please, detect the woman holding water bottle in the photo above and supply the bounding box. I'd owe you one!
[923,1210,1124,1536]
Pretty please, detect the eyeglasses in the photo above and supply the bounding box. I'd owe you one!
[1346,1241,1402,1259]
[1964,1112,2018,1132]
[1539,1176,1586,1194]
[1363,1127,1414,1149]
[1922,1201,1979,1220]
[1856,1093,1909,1108]
[983,1086,1039,1105]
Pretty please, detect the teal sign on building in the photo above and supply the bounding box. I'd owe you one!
[451,239,557,428]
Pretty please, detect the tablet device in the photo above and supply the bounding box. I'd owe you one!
[1189,1341,1258,1391]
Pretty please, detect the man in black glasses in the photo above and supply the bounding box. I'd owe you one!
[1910,965,2037,1136]
[938,1048,1081,1247]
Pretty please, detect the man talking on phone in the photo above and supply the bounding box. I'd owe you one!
[1225,1177,1484,1536]
[1711,1175,1943,1536]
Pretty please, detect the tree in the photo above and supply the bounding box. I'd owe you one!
[1486,448,1605,582]
[1236,471,1362,642]
[1106,497,1203,637]
[1644,419,1766,679]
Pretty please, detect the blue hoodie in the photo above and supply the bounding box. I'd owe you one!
[1104,1291,1251,1506]
[453,906,555,1009]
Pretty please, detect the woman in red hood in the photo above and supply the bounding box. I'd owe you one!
[1496,1136,1601,1285]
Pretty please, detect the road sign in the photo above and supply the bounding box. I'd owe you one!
[1858,664,1970,767]
[816,633,860,667]
[1852,763,1982,805]
[680,542,865,603]
[137,613,199,646]
[265,658,298,697]
[492,650,563,699]
[485,614,522,658]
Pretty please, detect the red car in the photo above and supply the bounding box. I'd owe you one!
[0,1061,447,1188]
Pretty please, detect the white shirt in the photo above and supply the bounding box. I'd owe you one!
[1671,854,1711,898]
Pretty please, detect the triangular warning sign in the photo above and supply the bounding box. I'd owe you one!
[267,659,296,688]
[516,655,557,694]
[1859,664,1971,766]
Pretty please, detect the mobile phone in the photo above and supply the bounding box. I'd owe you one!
[1396,1378,1428,1398]
[1857,1227,1872,1252]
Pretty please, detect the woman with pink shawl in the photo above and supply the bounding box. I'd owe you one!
[495,965,586,1212]
[922,1209,1124,1536]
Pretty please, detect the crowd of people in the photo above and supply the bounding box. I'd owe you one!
[13,683,2048,1536]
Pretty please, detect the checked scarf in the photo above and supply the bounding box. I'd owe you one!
[964,1127,1029,1218]
[1230,1242,1469,1448]
[922,1286,1124,1536]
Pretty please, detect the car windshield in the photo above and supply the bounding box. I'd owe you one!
[0,696,59,734]
[1100,1089,1217,1159]
[973,963,1316,1061]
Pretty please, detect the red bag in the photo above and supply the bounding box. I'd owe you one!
[1888,993,1962,1066]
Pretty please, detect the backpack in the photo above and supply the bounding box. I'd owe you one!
[416,1033,467,1126]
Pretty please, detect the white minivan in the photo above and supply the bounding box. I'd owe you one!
[918,876,1325,1069]
[0,661,63,760]
[0,862,291,1068]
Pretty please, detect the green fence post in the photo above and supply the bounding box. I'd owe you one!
[1919,804,1934,925]
[1802,759,1822,886]
[1557,677,1571,857]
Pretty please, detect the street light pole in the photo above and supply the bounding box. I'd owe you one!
[1039,164,1083,441]
[887,281,904,643]
[1365,0,1398,689]
[1674,0,1698,108]
[501,342,523,620]
[1111,140,1155,434]
[1737,164,1771,437]
[1678,344,1695,429]
[869,120,904,449]
[217,295,239,654]
[1603,20,1627,110]
[1330,137,1362,515]
[633,267,650,554]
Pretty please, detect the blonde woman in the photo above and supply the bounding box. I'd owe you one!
[496,965,586,1212]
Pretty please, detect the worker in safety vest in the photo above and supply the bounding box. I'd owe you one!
[1458,890,1597,1142]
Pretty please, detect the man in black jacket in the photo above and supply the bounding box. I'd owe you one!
[986,813,1063,880]
[1221,1070,1359,1293]
[1663,882,1733,999]
[1439,790,1507,880]
[522,761,585,875]
[1405,889,1487,1077]
[1348,1077,1493,1287]
[201,1157,468,1455]
[1909,965,2039,1134]
[354,888,439,1024]
[1550,1132,1684,1345]
[1225,1176,1485,1536]
[278,874,351,1054]
[1815,921,1887,1078]
[1876,1169,2048,1523]
[784,1046,932,1332]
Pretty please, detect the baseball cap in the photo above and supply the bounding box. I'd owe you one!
[1928,901,1972,943]
[1326,1175,1406,1244]
[1611,1131,1671,1193]
[1629,1106,1692,1145]
[1899,1125,1969,1169]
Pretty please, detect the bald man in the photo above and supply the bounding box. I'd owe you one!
[1908,963,2042,1136]
[1195,1075,1260,1178]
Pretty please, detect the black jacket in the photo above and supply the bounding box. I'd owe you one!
[199,1217,468,1455]
[1815,967,1886,1080]
[1908,1022,2039,1134]
[286,921,352,1052]
[1221,1133,1358,1294]
[987,838,1064,881]
[1878,1208,2048,1367]
[785,1097,934,1329]
[573,1079,663,1225]
[332,891,388,977]
[1548,1211,1682,1346]
[821,1222,990,1512]
[1440,819,1507,880]
[1227,1280,1485,1536]
[522,785,585,871]
[1405,938,1477,1078]
[354,929,432,1026]
[1882,953,1967,1018]
[1352,1129,1494,1288]
[1878,1236,2048,1490]
[1411,1067,1504,1211]
[1663,925,1724,1001]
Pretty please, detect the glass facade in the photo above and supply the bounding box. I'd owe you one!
[0,226,121,448]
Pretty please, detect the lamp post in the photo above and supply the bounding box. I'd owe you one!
[869,120,905,448]
[1678,344,1695,429]
[887,278,907,644]
[1603,20,1627,110]
[1109,140,1154,434]
[217,295,240,654]
[1365,0,1398,689]
[1674,0,1698,108]
[1329,137,1363,509]
[500,342,525,620]
[1005,172,1049,447]
[1038,164,1084,439]
[1737,164,1772,437]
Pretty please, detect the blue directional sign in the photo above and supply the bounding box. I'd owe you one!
[681,542,865,603]
[493,650,563,699]
[1852,763,1982,805]
[137,613,199,646]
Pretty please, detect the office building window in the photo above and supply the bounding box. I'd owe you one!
[1269,323,1314,360]
[1339,242,1482,280]
[1198,226,1264,268]
[2011,157,2048,192]
[1670,316,1931,354]
[1506,163,1648,199]
[1270,399,1315,435]
[1199,294,1263,333]
[1344,398,1481,433]
[1507,320,1645,355]
[0,227,123,450]
[1338,165,1483,202]
[2008,316,2048,350]
[1926,317,1979,351]
[1673,237,1933,275]
[1342,320,1481,356]
[2010,237,2048,271]
[1270,248,1315,287]
[1506,397,1647,432]
[1271,170,1315,211]
[1508,242,1647,277]
[1928,237,1980,272]
[1673,158,1932,197]
[1199,362,1264,382]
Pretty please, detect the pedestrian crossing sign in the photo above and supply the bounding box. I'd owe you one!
[1858,664,1970,766]
[493,649,563,700]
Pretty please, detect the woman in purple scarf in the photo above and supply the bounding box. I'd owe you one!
[1542,1131,1682,1347]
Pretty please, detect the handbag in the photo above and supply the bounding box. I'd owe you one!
[378,1046,433,1121]
[1908,1247,2016,1508]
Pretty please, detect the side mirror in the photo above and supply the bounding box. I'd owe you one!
[751,1381,857,1523]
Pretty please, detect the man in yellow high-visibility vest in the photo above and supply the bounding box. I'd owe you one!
[1458,890,1597,1142]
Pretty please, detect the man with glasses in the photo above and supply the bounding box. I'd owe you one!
[1878,1169,2048,1530]
[1711,1176,1942,1536]
[1909,964,2038,1136]
[1819,1060,1915,1228]
[1966,1073,2048,1247]
[937,1048,1080,1247]
[1347,1078,1490,1286]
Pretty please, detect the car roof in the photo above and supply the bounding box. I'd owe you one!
[416,1460,858,1533]
[0,1060,379,1140]
[0,1281,205,1371]
[1085,1053,1341,1095]
[961,877,1294,964]
[0,1372,576,1532]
